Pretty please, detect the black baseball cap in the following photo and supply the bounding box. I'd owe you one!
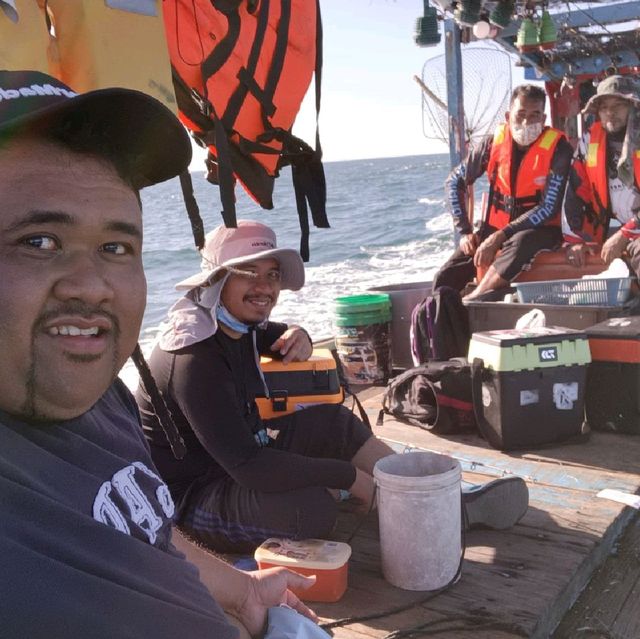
[0,69,191,188]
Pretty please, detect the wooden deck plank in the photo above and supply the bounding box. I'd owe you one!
[553,515,640,638]
[312,389,640,639]
[369,420,640,494]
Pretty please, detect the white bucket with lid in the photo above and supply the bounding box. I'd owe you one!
[373,451,461,591]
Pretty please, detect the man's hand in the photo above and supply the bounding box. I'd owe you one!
[601,231,629,264]
[234,567,318,637]
[459,233,478,256]
[270,326,313,363]
[565,243,594,268]
[348,467,376,514]
[473,230,506,269]
[172,530,317,639]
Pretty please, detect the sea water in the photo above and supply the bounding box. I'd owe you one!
[122,153,486,386]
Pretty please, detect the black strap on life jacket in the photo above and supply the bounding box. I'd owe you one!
[257,0,289,129]
[201,1,242,81]
[173,67,239,233]
[278,0,328,260]
[492,190,541,220]
[179,170,205,249]
[222,0,273,130]
[198,0,259,230]
[591,184,612,235]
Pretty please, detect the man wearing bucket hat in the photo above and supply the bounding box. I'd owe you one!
[136,220,530,555]
[563,75,640,275]
[136,220,394,553]
[0,69,318,638]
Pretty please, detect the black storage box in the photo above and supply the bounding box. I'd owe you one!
[585,317,640,434]
[468,327,591,450]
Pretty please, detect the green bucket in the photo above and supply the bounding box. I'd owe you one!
[333,294,392,385]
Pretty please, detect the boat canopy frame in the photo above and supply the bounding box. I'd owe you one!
[437,0,640,166]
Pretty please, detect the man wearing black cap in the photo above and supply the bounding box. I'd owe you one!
[0,70,314,638]
[563,75,640,276]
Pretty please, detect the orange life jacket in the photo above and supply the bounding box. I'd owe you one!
[485,123,564,229]
[584,121,640,243]
[163,0,327,258]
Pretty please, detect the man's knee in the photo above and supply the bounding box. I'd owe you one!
[432,253,475,292]
[291,487,337,540]
[502,227,562,252]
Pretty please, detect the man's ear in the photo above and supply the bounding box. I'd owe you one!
[505,111,510,123]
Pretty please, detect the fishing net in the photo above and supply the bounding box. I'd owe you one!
[418,43,512,144]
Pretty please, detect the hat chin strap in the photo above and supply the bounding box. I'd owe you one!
[216,303,271,397]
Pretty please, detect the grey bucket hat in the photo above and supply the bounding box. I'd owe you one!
[583,75,640,114]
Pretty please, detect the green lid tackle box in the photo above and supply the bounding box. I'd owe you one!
[255,349,344,420]
[468,327,591,450]
[585,316,640,434]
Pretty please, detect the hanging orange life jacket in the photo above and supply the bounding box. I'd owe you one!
[163,0,327,259]
[485,123,564,229]
[584,121,640,243]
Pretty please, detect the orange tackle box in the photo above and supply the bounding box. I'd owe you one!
[255,348,344,419]
[254,538,351,602]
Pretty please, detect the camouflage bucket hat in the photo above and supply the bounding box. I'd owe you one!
[583,75,640,114]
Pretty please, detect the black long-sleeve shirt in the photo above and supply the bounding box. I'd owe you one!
[136,324,356,508]
[444,132,574,238]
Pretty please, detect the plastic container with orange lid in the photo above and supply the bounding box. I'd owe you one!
[254,538,351,602]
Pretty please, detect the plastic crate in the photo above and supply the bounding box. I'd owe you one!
[514,277,633,306]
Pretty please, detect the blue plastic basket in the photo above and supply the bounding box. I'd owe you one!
[514,277,633,306]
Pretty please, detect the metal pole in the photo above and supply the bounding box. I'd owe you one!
[444,19,465,169]
[444,19,467,242]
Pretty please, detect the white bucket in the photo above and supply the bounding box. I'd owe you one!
[373,451,461,591]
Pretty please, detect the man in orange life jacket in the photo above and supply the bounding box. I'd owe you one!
[563,75,640,275]
[433,84,574,299]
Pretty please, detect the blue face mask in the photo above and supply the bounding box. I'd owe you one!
[216,303,252,334]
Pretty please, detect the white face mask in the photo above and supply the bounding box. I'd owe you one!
[511,122,543,147]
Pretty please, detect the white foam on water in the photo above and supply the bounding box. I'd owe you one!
[419,196,443,206]
[425,211,454,232]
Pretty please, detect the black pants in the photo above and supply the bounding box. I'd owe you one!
[432,226,563,292]
[177,404,372,554]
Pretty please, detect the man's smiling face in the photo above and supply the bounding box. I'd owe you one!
[220,257,281,327]
[0,137,146,421]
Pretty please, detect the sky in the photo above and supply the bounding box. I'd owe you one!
[294,1,439,162]
[292,0,533,162]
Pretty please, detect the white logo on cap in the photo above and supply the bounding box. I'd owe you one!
[0,84,77,102]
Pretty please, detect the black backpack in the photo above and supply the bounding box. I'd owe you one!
[410,286,471,364]
[378,358,476,434]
